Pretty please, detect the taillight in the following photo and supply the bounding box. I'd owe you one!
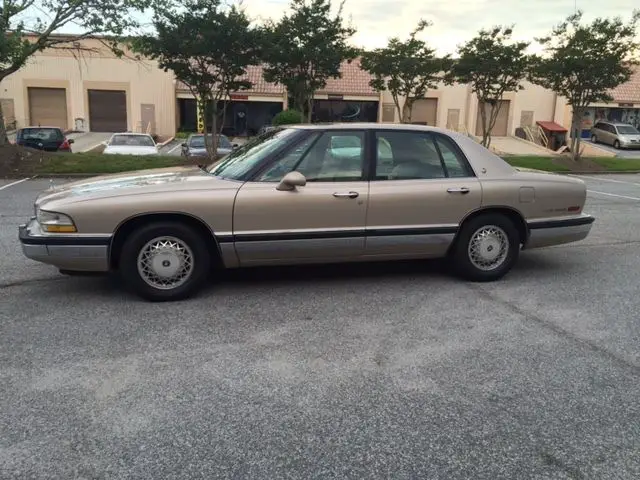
[60,138,70,149]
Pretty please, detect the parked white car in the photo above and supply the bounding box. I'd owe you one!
[102,133,159,155]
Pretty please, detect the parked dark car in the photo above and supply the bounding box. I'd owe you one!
[15,127,74,152]
[181,134,237,160]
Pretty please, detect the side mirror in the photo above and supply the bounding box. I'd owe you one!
[68,139,75,144]
[277,171,306,191]
[181,142,187,148]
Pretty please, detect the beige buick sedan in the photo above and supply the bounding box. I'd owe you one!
[20,124,595,301]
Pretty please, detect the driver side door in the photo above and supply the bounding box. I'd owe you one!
[232,129,370,265]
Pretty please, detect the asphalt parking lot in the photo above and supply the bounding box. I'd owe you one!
[583,139,640,158]
[1,174,640,479]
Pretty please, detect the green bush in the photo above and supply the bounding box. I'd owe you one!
[272,109,303,126]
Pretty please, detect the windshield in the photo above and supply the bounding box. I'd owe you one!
[110,135,155,147]
[208,128,299,179]
[189,134,232,149]
[617,125,640,135]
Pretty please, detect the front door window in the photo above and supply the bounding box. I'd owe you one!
[257,131,366,182]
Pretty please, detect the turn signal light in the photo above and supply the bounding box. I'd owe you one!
[43,225,77,233]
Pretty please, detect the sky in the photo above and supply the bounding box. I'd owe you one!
[236,0,636,54]
[32,0,639,56]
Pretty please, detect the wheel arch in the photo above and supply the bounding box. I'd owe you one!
[451,206,529,251]
[109,212,223,270]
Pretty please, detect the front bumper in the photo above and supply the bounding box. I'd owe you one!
[18,219,111,272]
[525,214,595,249]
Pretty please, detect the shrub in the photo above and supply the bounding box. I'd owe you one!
[272,109,303,126]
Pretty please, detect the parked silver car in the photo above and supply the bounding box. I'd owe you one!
[181,134,237,160]
[590,121,640,149]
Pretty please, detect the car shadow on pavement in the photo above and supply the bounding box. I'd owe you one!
[42,251,567,299]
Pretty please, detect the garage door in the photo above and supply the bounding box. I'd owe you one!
[88,90,127,132]
[28,88,67,130]
[410,98,438,126]
[476,100,510,137]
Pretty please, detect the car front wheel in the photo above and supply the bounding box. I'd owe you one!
[591,134,597,143]
[120,222,211,301]
[614,140,621,149]
[451,214,520,282]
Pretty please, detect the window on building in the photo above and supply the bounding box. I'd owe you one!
[382,103,396,122]
[520,110,534,127]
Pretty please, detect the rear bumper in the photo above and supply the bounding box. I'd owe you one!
[525,214,595,249]
[19,219,111,272]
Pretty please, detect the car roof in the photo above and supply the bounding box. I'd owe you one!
[188,133,227,137]
[20,126,62,130]
[111,132,153,136]
[290,122,449,134]
[597,121,633,126]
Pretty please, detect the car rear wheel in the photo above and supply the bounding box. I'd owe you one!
[614,140,621,149]
[120,222,211,301]
[451,214,520,282]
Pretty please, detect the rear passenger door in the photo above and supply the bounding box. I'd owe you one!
[365,130,481,258]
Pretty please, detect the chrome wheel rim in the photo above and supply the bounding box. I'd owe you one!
[137,236,194,290]
[468,225,509,271]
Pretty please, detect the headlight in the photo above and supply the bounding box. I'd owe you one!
[36,209,77,233]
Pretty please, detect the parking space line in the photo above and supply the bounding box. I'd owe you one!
[570,174,640,187]
[167,142,182,154]
[587,190,640,201]
[0,177,31,191]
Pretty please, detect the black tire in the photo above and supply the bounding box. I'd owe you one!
[591,134,597,143]
[451,214,520,282]
[119,221,211,301]
[614,140,621,149]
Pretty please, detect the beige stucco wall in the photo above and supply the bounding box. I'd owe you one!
[381,81,559,136]
[510,81,557,131]
[0,38,176,136]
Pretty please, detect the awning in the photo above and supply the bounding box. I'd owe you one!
[536,121,568,132]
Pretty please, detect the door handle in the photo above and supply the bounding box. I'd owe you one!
[333,191,359,199]
[447,187,470,194]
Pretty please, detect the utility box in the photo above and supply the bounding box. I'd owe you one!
[536,121,568,151]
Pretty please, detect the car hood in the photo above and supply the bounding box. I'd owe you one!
[103,145,158,155]
[620,134,640,141]
[35,166,238,207]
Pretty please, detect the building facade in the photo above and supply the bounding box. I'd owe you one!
[0,37,176,137]
[2,36,639,140]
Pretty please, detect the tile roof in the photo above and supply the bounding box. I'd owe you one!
[317,58,377,96]
[175,65,284,96]
[609,66,640,103]
[175,58,378,98]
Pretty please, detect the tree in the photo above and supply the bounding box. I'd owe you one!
[0,0,154,145]
[530,11,640,160]
[272,109,303,126]
[134,0,261,159]
[261,0,357,122]
[360,20,450,124]
[447,26,530,148]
